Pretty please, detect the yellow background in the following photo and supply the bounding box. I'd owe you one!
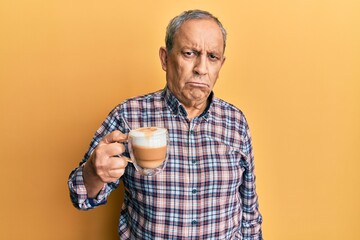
[1,0,359,239]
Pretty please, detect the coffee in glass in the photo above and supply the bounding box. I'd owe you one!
[128,127,168,176]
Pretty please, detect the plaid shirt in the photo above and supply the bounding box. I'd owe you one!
[68,87,262,239]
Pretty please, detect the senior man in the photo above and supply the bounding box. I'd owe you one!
[68,9,263,239]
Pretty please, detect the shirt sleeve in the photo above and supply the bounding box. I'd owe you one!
[67,105,124,210]
[239,118,263,239]
[68,163,121,210]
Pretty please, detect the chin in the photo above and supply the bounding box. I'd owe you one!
[188,89,210,100]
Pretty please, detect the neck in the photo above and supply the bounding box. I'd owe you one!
[183,99,209,119]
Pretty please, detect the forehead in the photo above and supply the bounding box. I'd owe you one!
[173,19,224,52]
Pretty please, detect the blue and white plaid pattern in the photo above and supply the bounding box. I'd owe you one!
[68,87,262,239]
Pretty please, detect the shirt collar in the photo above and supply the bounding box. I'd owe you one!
[162,86,214,120]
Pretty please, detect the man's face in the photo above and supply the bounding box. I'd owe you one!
[160,19,226,108]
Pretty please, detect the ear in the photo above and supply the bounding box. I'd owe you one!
[159,47,168,71]
[221,56,226,67]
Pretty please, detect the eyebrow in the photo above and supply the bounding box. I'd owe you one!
[181,46,222,55]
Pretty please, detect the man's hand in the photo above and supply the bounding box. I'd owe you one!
[83,130,130,198]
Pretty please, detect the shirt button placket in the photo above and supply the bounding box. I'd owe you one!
[190,130,197,165]
[188,121,199,235]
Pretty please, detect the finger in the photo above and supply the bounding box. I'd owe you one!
[108,156,129,170]
[102,143,126,157]
[102,130,128,144]
[107,168,126,181]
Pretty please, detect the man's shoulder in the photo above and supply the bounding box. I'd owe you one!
[108,89,163,116]
[211,97,250,130]
[213,97,245,117]
[123,89,163,103]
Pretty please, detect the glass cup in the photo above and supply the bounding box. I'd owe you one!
[127,127,168,176]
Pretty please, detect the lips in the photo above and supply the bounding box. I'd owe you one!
[186,81,209,88]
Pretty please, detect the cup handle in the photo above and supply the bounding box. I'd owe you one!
[115,154,133,163]
[124,157,133,163]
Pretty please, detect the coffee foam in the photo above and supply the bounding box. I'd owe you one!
[129,127,167,148]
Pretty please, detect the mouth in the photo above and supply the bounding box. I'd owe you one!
[186,81,209,88]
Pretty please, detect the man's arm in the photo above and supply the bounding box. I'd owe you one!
[240,120,263,239]
[68,131,129,210]
[68,162,109,210]
[68,104,130,210]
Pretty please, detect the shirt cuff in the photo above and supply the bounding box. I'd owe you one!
[68,163,107,210]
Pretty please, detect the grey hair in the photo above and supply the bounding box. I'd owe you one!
[165,9,227,52]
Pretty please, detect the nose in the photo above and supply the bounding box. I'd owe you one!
[193,55,208,75]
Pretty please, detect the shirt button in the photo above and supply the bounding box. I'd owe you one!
[189,130,194,135]
[191,220,198,225]
[192,188,198,194]
[192,159,197,164]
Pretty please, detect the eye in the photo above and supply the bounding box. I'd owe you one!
[182,50,196,58]
[208,53,219,61]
